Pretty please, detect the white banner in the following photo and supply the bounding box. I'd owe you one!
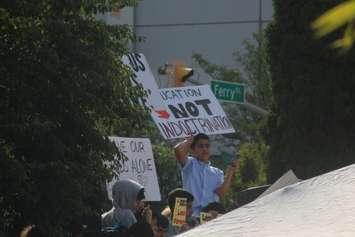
[156,85,235,139]
[106,137,161,201]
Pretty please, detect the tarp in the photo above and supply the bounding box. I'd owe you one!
[179,164,355,237]
[258,169,300,199]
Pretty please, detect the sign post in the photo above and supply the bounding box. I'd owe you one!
[210,80,245,104]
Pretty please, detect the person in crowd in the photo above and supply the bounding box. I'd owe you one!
[174,133,240,217]
[101,179,146,230]
[151,212,169,237]
[20,225,46,237]
[165,188,195,236]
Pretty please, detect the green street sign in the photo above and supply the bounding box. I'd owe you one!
[211,80,245,104]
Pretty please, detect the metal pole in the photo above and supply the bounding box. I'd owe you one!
[133,6,137,52]
[241,102,268,116]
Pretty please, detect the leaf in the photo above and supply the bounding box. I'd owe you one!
[331,23,355,51]
[312,0,355,37]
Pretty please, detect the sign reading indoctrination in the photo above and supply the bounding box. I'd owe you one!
[156,85,235,139]
[211,80,245,104]
[122,53,235,140]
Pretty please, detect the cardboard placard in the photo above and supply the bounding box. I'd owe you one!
[172,197,187,227]
[106,137,161,201]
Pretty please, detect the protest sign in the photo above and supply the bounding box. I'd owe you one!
[155,85,235,139]
[106,137,161,201]
[200,212,212,224]
[122,54,235,140]
[172,197,187,227]
[122,53,168,117]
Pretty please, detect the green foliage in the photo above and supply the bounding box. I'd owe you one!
[0,0,147,235]
[220,142,268,210]
[266,0,355,182]
[152,140,181,202]
[238,143,268,187]
[145,123,181,202]
[193,33,271,141]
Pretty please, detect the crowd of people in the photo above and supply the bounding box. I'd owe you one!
[18,133,240,237]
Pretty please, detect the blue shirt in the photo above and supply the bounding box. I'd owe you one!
[180,156,224,217]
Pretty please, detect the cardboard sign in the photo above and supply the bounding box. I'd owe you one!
[106,137,161,201]
[122,53,235,140]
[172,197,187,227]
[156,85,235,139]
[200,212,213,224]
[122,53,168,117]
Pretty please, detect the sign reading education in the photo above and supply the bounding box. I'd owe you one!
[106,137,161,201]
[122,53,235,140]
[156,85,235,139]
[211,80,245,104]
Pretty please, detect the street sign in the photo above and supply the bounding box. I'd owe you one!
[210,80,245,104]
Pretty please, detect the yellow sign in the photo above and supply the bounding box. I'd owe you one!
[172,197,187,227]
[200,212,212,224]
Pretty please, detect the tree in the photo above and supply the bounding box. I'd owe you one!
[0,0,147,235]
[144,123,181,202]
[266,0,355,182]
[192,33,271,209]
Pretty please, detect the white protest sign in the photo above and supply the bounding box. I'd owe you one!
[106,137,161,201]
[155,85,235,139]
[122,54,235,139]
[122,53,168,118]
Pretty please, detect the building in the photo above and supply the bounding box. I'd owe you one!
[100,0,273,87]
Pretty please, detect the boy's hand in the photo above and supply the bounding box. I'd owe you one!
[227,159,240,175]
[142,205,152,224]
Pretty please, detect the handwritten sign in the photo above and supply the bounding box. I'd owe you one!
[122,53,168,117]
[156,85,235,139]
[122,53,235,140]
[106,137,161,201]
[172,197,187,227]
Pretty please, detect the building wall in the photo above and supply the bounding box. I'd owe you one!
[133,0,273,87]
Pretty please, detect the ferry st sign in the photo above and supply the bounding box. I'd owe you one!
[210,80,245,104]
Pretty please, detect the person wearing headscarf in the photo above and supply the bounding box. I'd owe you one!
[101,179,145,230]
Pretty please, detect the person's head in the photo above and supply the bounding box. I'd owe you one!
[190,133,210,162]
[112,179,145,213]
[151,212,169,237]
[167,188,194,218]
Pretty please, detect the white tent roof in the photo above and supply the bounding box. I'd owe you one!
[179,164,355,237]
